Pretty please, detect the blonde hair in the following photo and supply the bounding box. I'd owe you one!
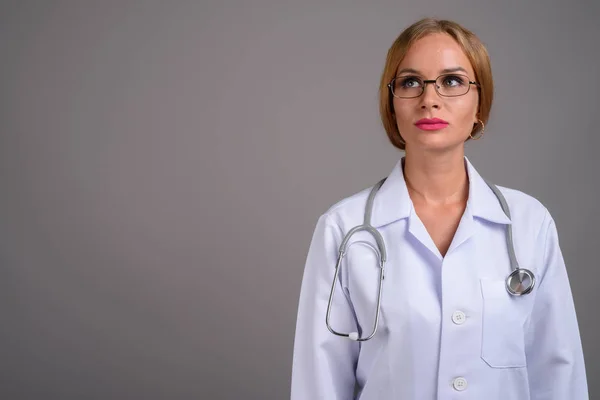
[379,18,493,150]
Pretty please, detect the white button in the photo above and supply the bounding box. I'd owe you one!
[451,310,466,325]
[452,377,468,391]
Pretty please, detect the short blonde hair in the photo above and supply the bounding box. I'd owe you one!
[379,18,493,151]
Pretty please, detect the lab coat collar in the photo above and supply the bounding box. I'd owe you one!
[465,156,512,225]
[370,155,512,229]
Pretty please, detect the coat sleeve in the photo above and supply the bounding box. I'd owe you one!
[525,212,588,399]
[291,213,359,400]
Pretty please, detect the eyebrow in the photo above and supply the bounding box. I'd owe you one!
[396,66,469,76]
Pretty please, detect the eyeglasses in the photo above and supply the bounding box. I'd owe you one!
[387,73,480,98]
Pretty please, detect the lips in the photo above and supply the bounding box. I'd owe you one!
[415,118,449,131]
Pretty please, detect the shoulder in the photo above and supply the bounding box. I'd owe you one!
[495,184,552,224]
[495,184,557,266]
[317,184,375,232]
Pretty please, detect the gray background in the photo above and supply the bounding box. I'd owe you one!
[0,0,598,399]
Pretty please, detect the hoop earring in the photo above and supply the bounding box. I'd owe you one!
[470,119,485,140]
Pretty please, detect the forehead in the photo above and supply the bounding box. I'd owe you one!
[397,32,475,77]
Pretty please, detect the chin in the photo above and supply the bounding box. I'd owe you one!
[408,135,464,151]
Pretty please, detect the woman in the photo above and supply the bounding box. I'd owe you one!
[290,18,588,399]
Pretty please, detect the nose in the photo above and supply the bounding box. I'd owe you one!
[419,81,441,110]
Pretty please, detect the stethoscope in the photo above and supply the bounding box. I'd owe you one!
[325,176,536,342]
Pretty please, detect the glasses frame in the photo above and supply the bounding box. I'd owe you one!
[387,73,480,99]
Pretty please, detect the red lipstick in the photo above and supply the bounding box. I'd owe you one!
[415,118,449,131]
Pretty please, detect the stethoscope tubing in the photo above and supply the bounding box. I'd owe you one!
[325,176,535,341]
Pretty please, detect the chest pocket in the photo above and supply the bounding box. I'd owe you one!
[480,278,532,368]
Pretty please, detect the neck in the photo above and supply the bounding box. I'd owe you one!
[402,150,469,207]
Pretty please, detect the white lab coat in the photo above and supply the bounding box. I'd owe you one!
[291,156,588,399]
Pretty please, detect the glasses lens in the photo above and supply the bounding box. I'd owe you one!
[392,76,423,98]
[436,74,470,96]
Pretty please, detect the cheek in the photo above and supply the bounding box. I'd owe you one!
[392,101,414,128]
[449,96,478,122]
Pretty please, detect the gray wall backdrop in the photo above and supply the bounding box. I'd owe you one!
[1,1,598,399]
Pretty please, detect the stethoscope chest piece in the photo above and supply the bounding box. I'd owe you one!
[506,268,535,296]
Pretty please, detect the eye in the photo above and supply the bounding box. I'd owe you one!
[399,76,422,88]
[441,75,466,87]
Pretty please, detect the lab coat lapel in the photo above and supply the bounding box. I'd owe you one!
[445,157,513,254]
[370,158,443,258]
[446,202,475,255]
[407,208,444,260]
